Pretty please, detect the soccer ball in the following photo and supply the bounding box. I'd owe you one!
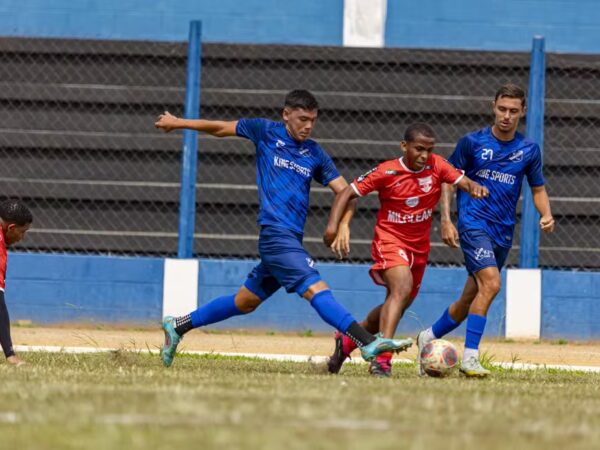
[420,339,459,378]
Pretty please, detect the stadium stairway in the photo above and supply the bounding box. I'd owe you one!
[0,38,598,267]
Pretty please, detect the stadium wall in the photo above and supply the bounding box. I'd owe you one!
[8,252,600,340]
[1,0,600,52]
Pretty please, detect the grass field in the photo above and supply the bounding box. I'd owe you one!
[1,351,600,450]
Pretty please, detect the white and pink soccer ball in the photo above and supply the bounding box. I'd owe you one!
[420,339,459,377]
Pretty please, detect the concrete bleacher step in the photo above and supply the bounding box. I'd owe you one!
[1,37,599,266]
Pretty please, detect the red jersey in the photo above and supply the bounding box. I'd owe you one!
[351,154,464,254]
[0,227,6,290]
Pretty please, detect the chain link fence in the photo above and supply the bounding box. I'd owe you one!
[0,37,187,255]
[541,54,600,268]
[0,37,598,268]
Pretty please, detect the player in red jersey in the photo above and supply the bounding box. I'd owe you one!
[323,123,488,377]
[0,199,32,366]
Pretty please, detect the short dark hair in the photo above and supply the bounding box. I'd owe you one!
[495,83,526,107]
[284,90,319,111]
[404,122,436,142]
[0,199,33,226]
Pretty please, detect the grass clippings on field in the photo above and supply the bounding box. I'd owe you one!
[1,351,600,450]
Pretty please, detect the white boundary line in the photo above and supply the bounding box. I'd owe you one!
[14,345,600,373]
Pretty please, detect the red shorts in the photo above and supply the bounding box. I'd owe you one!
[369,239,429,300]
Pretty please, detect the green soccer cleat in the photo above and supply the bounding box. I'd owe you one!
[459,356,491,378]
[161,316,182,367]
[360,336,413,361]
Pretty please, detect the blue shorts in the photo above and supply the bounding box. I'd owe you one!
[243,226,322,299]
[460,229,511,275]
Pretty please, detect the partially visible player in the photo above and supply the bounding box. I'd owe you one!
[154,90,413,367]
[323,123,488,377]
[417,84,555,377]
[0,199,32,366]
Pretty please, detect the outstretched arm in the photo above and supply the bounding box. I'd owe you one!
[155,111,238,137]
[532,185,555,233]
[440,176,488,248]
[456,176,489,200]
[324,177,357,259]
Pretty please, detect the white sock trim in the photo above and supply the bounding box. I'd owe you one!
[423,327,436,342]
[463,347,479,361]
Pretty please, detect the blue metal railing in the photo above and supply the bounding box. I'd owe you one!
[177,21,202,258]
[519,36,546,268]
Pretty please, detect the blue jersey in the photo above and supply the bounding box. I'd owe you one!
[236,118,340,234]
[449,127,545,248]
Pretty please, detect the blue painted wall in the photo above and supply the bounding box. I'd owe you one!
[6,253,600,340]
[1,0,599,52]
[385,0,600,53]
[198,259,506,337]
[6,252,164,324]
[542,271,600,340]
[0,0,344,45]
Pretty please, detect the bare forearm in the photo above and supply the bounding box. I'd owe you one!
[339,198,357,226]
[440,183,456,222]
[171,119,236,137]
[532,187,552,217]
[327,188,355,233]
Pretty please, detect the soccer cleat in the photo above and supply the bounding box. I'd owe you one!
[161,316,182,367]
[416,330,428,377]
[327,331,353,374]
[369,352,393,378]
[459,356,491,378]
[360,336,413,361]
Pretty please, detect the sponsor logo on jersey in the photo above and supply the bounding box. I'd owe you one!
[474,247,495,261]
[481,148,494,161]
[509,150,524,162]
[418,176,433,193]
[475,168,516,185]
[273,156,311,177]
[276,139,286,148]
[357,167,377,183]
[405,197,419,207]
[385,170,401,175]
[306,257,315,268]
[387,208,432,224]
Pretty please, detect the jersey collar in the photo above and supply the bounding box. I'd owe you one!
[399,157,426,174]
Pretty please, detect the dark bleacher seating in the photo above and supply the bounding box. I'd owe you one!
[0,37,598,267]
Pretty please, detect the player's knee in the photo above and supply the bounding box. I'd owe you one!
[387,286,412,304]
[235,290,262,313]
[303,281,330,301]
[480,277,501,298]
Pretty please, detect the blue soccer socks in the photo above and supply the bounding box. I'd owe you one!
[431,307,461,339]
[310,290,355,333]
[464,314,487,350]
[185,294,244,331]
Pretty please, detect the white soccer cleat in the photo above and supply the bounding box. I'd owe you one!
[416,330,428,376]
[459,356,491,378]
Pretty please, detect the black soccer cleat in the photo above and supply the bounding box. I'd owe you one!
[327,331,351,374]
[368,353,393,378]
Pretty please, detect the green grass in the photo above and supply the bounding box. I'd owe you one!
[1,351,600,450]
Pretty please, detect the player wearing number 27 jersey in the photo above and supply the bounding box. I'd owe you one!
[417,84,555,378]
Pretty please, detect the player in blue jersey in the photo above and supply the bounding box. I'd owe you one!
[416,84,555,377]
[154,90,413,367]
